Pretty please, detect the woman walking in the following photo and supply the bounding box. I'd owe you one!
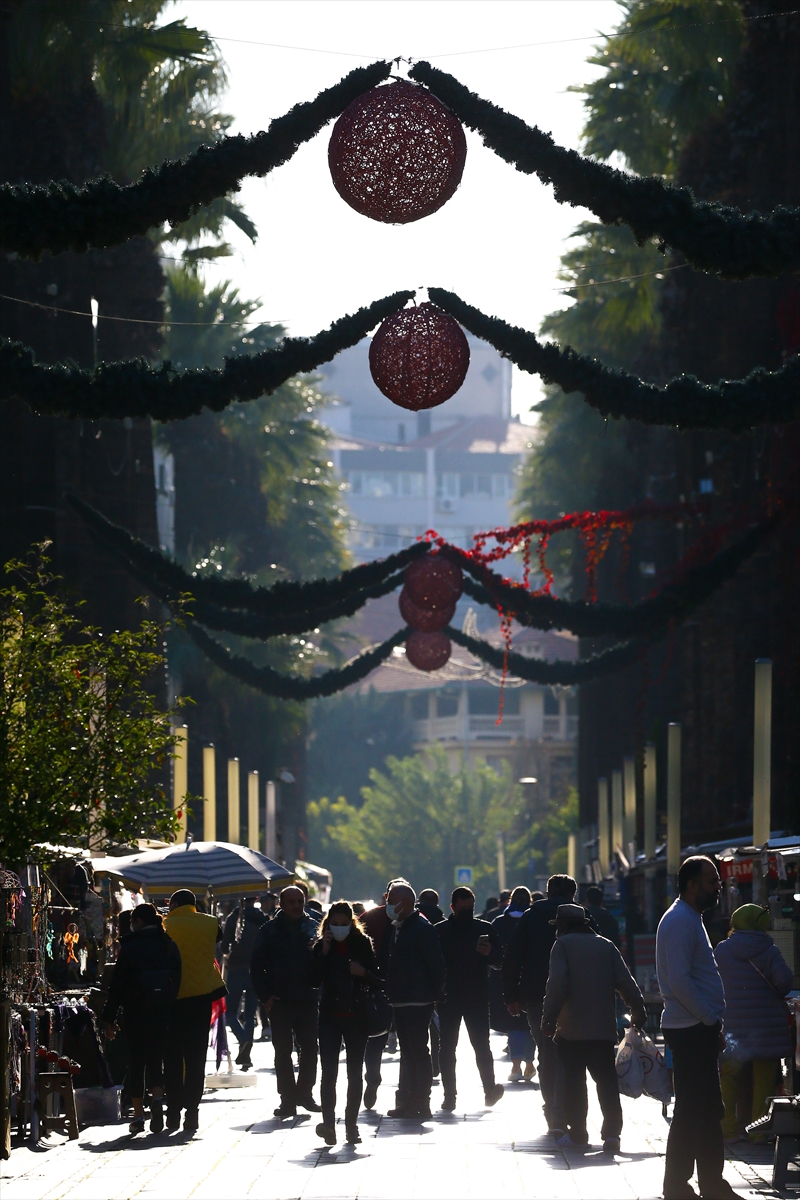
[310,901,383,1145]
[714,903,793,1141]
[103,903,181,1134]
[490,887,536,1082]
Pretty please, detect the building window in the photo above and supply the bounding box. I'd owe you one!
[468,688,519,715]
[411,693,429,719]
[348,471,425,498]
[439,472,512,500]
[544,690,560,715]
[436,693,459,718]
[437,472,459,499]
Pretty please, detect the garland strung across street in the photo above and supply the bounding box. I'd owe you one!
[5,292,798,429]
[2,64,797,278]
[0,62,392,259]
[427,290,800,433]
[71,496,775,694]
[1,293,412,421]
[408,62,800,280]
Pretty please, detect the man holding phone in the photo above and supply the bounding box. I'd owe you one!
[435,886,505,1112]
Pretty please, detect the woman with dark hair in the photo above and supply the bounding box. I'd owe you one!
[491,886,536,1082]
[103,903,181,1134]
[310,900,383,1145]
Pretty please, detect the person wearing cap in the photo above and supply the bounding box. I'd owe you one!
[163,889,227,1133]
[656,855,734,1200]
[714,903,793,1142]
[541,902,646,1153]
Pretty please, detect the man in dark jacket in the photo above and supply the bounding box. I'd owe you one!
[417,889,444,925]
[384,882,446,1119]
[361,877,408,1109]
[221,896,266,1070]
[436,886,504,1112]
[502,874,578,1136]
[250,885,321,1117]
[585,886,621,948]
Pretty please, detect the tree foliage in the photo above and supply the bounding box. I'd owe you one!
[0,551,186,865]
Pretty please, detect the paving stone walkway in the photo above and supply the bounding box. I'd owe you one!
[1,1033,781,1199]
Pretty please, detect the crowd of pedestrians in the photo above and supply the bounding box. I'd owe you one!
[101,855,794,1200]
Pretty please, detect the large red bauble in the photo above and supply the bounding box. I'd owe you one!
[406,630,452,672]
[399,586,455,632]
[370,303,470,412]
[405,554,463,611]
[328,80,467,225]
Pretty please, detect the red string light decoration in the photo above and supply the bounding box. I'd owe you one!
[328,80,467,224]
[406,629,452,672]
[369,302,470,411]
[399,586,454,631]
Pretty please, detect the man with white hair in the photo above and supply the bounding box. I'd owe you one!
[384,882,446,1119]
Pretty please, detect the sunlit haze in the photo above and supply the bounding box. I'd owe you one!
[172,0,622,422]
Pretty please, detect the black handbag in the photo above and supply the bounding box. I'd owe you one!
[359,986,393,1038]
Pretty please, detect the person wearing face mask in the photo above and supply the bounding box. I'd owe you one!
[310,901,383,1145]
[435,886,504,1112]
[250,885,321,1118]
[490,886,536,1082]
[384,882,446,1119]
[361,877,410,1109]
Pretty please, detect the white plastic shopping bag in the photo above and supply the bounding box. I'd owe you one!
[636,1030,672,1103]
[615,1027,644,1098]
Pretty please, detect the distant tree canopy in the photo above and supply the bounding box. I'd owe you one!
[516,0,747,592]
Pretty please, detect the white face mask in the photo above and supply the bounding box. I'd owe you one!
[330,923,351,942]
[385,903,402,921]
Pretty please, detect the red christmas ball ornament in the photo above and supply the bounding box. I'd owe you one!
[369,303,470,412]
[399,586,455,632]
[36,1045,48,1059]
[406,630,452,672]
[328,80,467,225]
[57,1056,70,1071]
[404,554,463,611]
[46,1049,59,1063]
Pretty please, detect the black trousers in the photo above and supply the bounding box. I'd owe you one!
[319,1012,369,1126]
[557,1039,622,1142]
[663,1023,725,1193]
[124,1010,167,1099]
[364,1028,388,1088]
[438,998,495,1098]
[269,998,318,1105]
[164,995,212,1115]
[526,997,566,1131]
[393,1004,434,1111]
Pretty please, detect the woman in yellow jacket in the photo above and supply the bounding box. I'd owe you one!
[164,889,226,1133]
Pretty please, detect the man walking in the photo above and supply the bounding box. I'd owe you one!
[436,886,504,1112]
[221,895,265,1070]
[657,856,735,1200]
[362,877,408,1109]
[541,902,646,1153]
[503,874,576,1136]
[163,889,226,1133]
[585,885,621,948]
[250,885,321,1118]
[384,882,446,1119]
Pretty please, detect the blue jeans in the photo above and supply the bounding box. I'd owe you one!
[225,968,258,1045]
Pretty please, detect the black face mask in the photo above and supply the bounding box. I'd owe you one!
[454,908,474,922]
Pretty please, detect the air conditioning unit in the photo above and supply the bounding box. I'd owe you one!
[438,497,457,513]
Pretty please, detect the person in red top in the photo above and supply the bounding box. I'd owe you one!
[310,901,383,1145]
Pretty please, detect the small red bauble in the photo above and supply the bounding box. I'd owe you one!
[370,303,470,412]
[399,586,455,632]
[328,80,467,225]
[405,554,463,611]
[406,630,452,672]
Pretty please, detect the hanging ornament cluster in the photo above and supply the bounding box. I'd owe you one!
[328,80,467,225]
[401,553,463,672]
[370,302,470,411]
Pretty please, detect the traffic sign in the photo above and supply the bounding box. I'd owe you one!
[454,866,473,886]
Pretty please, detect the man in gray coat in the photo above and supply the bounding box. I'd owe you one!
[542,903,646,1153]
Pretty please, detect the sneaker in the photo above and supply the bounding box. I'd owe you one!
[662,1183,700,1200]
[363,1083,378,1110]
[298,1095,322,1112]
[523,1062,536,1080]
[129,1115,145,1135]
[274,1103,297,1118]
[387,1106,419,1119]
[345,1124,362,1144]
[508,1067,523,1082]
[315,1122,336,1145]
[556,1132,586,1149]
[165,1108,181,1132]
[602,1137,621,1154]
[149,1099,164,1134]
[549,1127,566,1140]
[441,1095,456,1112]
[485,1084,504,1107]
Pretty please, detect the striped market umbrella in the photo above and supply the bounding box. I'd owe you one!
[96,840,294,897]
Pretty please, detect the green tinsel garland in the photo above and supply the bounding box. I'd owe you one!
[447,626,644,684]
[69,494,428,617]
[410,62,800,281]
[429,289,800,432]
[4,292,412,420]
[186,622,409,700]
[0,62,391,260]
[458,521,773,638]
